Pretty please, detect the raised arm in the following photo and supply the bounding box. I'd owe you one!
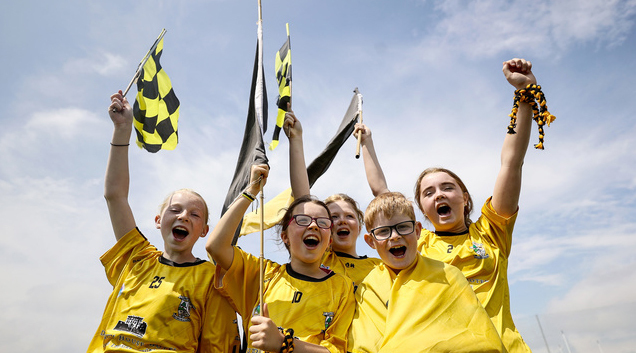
[356,123,390,196]
[283,107,310,198]
[104,90,137,241]
[491,58,537,217]
[206,164,269,270]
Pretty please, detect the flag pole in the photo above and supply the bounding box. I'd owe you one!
[258,177,265,314]
[287,23,292,109]
[354,88,363,158]
[122,28,167,97]
[257,0,265,316]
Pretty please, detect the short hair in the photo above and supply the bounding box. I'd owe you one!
[364,192,416,231]
[158,189,209,225]
[413,167,473,227]
[324,193,365,227]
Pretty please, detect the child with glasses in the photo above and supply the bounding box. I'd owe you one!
[87,91,240,352]
[364,58,542,352]
[347,192,505,352]
[206,165,355,353]
[284,108,382,289]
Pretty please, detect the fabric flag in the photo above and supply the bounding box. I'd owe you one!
[240,88,362,236]
[269,24,291,151]
[132,37,180,153]
[223,25,269,244]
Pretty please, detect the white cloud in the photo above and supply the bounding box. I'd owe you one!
[416,0,636,59]
[63,51,127,76]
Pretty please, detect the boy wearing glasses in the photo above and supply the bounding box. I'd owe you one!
[347,192,505,352]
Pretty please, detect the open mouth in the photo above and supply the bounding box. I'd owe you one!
[389,245,406,258]
[336,228,350,238]
[437,205,451,217]
[172,226,189,240]
[303,235,320,248]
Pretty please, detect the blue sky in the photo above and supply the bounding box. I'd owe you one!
[1,0,636,352]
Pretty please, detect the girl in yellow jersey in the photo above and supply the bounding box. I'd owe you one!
[284,109,382,289]
[87,91,240,353]
[206,165,355,353]
[365,58,547,352]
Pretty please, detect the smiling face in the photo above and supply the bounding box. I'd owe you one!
[281,202,333,268]
[417,171,469,233]
[327,200,362,255]
[155,190,209,263]
[364,213,421,273]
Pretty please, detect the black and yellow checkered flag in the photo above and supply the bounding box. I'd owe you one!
[269,24,291,151]
[132,35,180,153]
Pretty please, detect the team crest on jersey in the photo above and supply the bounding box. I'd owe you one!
[113,315,147,338]
[471,242,489,259]
[173,296,194,322]
[323,312,334,330]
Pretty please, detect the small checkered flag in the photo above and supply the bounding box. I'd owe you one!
[131,29,180,153]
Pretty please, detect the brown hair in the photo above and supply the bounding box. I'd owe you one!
[276,195,332,252]
[158,189,209,225]
[364,192,416,231]
[413,167,473,227]
[324,193,365,227]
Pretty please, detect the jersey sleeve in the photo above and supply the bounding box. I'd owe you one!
[99,227,156,288]
[476,197,518,257]
[216,246,280,318]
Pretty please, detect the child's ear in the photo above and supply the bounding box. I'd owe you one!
[414,221,422,240]
[155,215,161,229]
[280,231,289,247]
[364,233,377,249]
[200,225,210,238]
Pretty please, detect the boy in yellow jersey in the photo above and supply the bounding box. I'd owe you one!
[347,192,505,353]
[87,91,240,352]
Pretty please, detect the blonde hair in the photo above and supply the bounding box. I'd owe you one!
[364,192,416,231]
[324,193,364,227]
[158,189,209,225]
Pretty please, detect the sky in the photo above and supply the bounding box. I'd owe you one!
[1,0,636,352]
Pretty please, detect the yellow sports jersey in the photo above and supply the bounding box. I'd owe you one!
[321,249,382,291]
[348,254,505,353]
[418,197,531,353]
[218,247,356,353]
[87,228,240,353]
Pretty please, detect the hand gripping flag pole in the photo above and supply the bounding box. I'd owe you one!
[354,89,363,158]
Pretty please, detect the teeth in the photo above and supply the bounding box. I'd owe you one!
[305,235,319,242]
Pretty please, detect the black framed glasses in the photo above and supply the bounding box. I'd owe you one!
[369,220,416,240]
[288,214,333,229]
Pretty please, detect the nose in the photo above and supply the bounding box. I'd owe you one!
[306,218,320,229]
[177,210,189,221]
[388,227,401,240]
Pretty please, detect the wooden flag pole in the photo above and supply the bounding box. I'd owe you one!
[257,0,265,316]
[354,89,364,158]
[258,177,265,315]
[122,28,167,97]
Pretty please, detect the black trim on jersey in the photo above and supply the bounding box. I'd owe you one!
[136,227,149,241]
[286,263,336,282]
[334,251,368,260]
[434,230,469,237]
[159,256,207,267]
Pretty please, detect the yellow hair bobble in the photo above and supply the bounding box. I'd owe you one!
[507,84,556,149]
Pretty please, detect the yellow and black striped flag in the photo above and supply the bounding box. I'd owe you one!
[269,24,291,150]
[133,37,180,153]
